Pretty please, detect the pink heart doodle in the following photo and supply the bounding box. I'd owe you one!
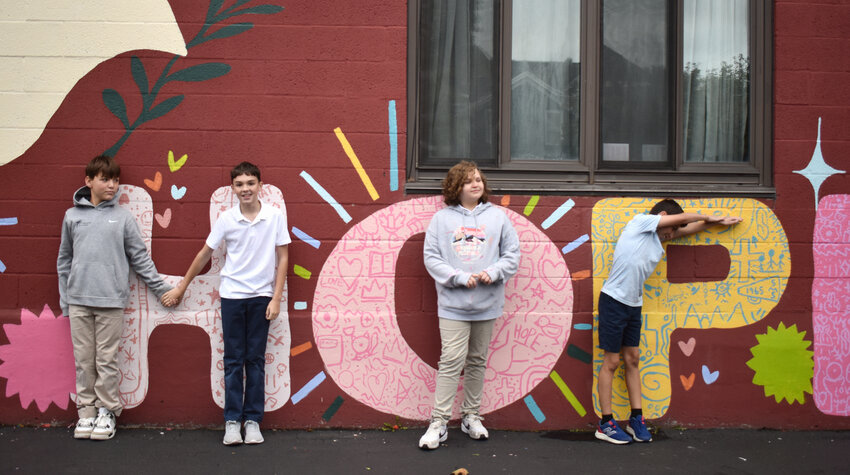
[678,337,696,357]
[154,208,172,229]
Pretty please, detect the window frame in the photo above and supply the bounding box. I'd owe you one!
[406,0,773,197]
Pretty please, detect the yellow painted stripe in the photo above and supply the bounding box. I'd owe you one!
[293,264,312,280]
[524,195,539,216]
[334,127,379,200]
[550,370,587,417]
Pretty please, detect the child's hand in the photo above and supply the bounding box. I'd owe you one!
[266,299,281,320]
[475,271,492,285]
[161,288,182,307]
[465,275,478,288]
[705,215,743,226]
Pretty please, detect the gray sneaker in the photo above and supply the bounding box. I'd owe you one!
[90,408,116,440]
[244,420,264,444]
[223,420,243,445]
[74,417,96,439]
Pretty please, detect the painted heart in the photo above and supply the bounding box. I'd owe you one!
[680,373,695,391]
[144,171,162,192]
[171,184,187,200]
[168,150,188,172]
[701,365,719,385]
[154,208,172,229]
[678,337,696,357]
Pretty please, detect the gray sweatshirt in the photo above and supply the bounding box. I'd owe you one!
[57,186,171,315]
[423,202,521,321]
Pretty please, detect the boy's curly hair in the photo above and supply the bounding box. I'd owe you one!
[441,160,490,206]
[649,198,684,216]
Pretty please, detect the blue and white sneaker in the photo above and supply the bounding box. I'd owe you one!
[626,415,653,442]
[595,419,631,445]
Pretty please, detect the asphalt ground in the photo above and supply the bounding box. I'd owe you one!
[2,424,848,474]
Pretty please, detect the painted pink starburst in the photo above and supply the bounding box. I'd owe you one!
[0,304,75,411]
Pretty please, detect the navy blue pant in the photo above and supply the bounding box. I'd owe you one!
[221,296,271,423]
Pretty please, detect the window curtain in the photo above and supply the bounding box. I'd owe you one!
[419,0,498,164]
[682,0,749,163]
[510,0,581,161]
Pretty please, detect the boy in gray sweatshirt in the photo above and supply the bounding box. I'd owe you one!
[57,155,174,441]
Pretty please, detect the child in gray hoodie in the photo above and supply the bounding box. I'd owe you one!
[57,155,174,441]
[418,161,520,450]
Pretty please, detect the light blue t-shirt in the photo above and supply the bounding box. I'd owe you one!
[600,214,663,307]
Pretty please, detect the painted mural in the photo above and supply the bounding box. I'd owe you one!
[1,0,849,432]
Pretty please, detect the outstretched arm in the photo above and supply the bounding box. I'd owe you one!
[660,213,743,240]
[161,245,214,306]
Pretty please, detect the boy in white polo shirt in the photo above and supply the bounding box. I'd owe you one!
[163,162,290,445]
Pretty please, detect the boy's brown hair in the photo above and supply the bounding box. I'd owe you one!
[230,161,262,182]
[85,155,120,179]
[441,160,490,206]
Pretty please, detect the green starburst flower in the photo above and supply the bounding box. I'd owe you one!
[746,323,814,405]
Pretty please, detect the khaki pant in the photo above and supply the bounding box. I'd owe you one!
[69,305,124,419]
[431,317,495,423]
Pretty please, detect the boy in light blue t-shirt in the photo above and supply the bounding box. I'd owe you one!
[595,199,742,445]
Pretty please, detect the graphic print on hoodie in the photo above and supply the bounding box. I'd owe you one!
[451,225,487,262]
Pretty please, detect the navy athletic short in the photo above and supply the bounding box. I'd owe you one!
[597,291,642,352]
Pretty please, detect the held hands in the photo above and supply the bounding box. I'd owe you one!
[160,287,184,307]
[465,271,492,288]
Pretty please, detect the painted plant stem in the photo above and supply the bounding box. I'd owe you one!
[103,1,283,157]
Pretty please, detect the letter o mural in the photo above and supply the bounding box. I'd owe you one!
[313,196,573,420]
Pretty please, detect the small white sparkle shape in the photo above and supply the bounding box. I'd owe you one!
[794,117,845,210]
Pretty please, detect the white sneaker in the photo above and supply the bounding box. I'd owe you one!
[418,420,447,449]
[243,420,264,444]
[223,420,243,445]
[74,417,95,439]
[461,414,489,440]
[90,408,116,440]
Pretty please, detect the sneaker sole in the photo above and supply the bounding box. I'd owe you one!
[461,423,488,440]
[223,438,243,446]
[90,430,115,441]
[418,432,447,450]
[73,430,92,439]
[595,430,630,445]
[244,438,264,444]
[625,426,652,442]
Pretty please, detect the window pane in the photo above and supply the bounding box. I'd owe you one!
[419,0,499,165]
[601,0,669,163]
[683,0,749,163]
[510,0,581,161]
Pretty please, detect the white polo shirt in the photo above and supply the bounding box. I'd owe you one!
[206,200,291,299]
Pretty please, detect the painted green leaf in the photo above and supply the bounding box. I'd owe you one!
[223,5,284,19]
[102,89,129,128]
[167,63,231,82]
[204,22,253,42]
[130,56,151,108]
[207,0,225,21]
[144,95,185,121]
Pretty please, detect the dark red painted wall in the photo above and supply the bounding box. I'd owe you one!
[1,0,849,430]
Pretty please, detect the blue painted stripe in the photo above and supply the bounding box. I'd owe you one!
[574,323,592,330]
[541,199,574,229]
[0,217,18,226]
[299,171,352,223]
[294,301,307,310]
[388,100,399,191]
[561,234,590,254]
[292,226,320,249]
[523,395,546,423]
[292,371,327,404]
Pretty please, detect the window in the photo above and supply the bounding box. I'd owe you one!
[406,0,772,196]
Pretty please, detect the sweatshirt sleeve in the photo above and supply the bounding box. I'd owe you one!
[56,214,73,316]
[423,213,470,288]
[484,211,520,283]
[123,217,172,298]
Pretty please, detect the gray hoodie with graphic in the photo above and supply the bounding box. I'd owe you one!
[57,186,171,315]
[423,202,521,321]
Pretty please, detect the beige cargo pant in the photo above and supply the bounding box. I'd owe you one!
[69,305,124,419]
[430,317,495,423]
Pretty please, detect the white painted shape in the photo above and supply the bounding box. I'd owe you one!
[0,0,187,166]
